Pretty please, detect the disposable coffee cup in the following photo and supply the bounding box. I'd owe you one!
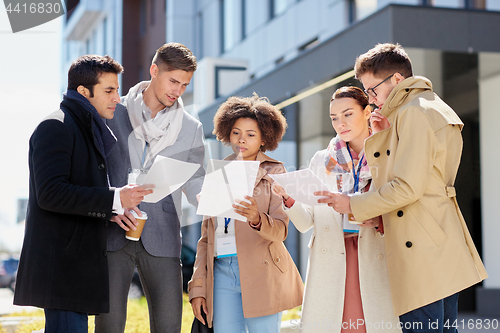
[125,210,148,241]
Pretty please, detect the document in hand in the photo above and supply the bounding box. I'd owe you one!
[196,159,260,221]
[269,168,331,206]
[141,155,201,203]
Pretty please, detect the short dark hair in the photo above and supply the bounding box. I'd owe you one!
[213,93,288,152]
[152,43,197,73]
[331,86,369,110]
[67,55,123,96]
[354,43,413,80]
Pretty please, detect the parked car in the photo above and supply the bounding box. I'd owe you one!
[0,257,19,291]
[128,244,196,299]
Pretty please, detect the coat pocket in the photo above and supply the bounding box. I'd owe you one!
[65,218,84,254]
[408,201,448,247]
[268,242,289,273]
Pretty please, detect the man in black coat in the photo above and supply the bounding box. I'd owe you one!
[13,55,153,333]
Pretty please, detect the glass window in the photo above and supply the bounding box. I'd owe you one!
[354,0,377,22]
[140,0,146,36]
[464,0,485,8]
[102,17,107,55]
[270,0,288,19]
[221,0,242,53]
[150,0,155,26]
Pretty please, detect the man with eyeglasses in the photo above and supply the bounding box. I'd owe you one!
[318,43,487,333]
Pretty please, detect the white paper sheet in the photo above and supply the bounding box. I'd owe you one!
[196,159,260,221]
[269,168,331,206]
[140,155,200,203]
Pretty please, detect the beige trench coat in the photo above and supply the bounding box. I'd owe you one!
[188,152,304,328]
[286,150,401,333]
[351,76,488,316]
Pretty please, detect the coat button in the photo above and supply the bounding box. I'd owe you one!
[98,164,105,170]
[263,260,269,266]
[88,212,92,216]
[397,210,404,217]
[274,257,281,263]
[386,150,390,156]
[377,254,384,260]
[97,213,102,217]
[92,212,96,217]
[374,152,380,158]
[406,241,412,248]
[324,226,330,232]
[102,213,106,218]
[321,248,327,254]
[103,250,107,256]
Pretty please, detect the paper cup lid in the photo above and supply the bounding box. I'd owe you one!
[130,210,148,220]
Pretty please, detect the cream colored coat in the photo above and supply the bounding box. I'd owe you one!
[285,150,401,333]
[188,152,304,328]
[351,76,488,316]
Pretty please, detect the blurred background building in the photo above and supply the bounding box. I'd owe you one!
[61,0,500,315]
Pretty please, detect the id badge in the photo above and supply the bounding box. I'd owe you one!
[216,235,237,258]
[343,192,361,234]
[343,213,360,234]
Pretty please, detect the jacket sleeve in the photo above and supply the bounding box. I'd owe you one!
[188,216,209,301]
[182,122,206,208]
[284,201,314,233]
[32,118,114,218]
[351,106,437,221]
[253,165,289,242]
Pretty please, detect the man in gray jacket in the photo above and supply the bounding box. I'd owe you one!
[95,43,205,333]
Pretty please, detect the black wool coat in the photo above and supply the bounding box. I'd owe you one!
[14,96,115,314]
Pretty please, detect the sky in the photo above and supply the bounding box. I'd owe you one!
[0,7,63,234]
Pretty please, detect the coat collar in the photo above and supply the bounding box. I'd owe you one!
[381,76,433,119]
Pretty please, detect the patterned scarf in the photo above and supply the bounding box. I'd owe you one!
[325,135,371,194]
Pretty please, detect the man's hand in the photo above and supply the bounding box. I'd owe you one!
[111,207,142,231]
[314,191,352,214]
[191,297,208,325]
[119,184,154,209]
[370,110,391,134]
[359,215,381,229]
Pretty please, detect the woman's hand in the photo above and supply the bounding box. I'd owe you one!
[370,110,390,134]
[272,182,289,200]
[233,196,261,225]
[191,297,208,325]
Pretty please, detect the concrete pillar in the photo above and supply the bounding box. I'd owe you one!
[477,51,500,316]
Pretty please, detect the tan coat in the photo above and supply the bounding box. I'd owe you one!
[285,150,401,333]
[350,76,488,316]
[188,152,304,328]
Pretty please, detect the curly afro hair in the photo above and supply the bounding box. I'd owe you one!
[213,93,288,152]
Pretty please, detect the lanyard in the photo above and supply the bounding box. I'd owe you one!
[346,143,364,193]
[141,142,149,168]
[224,218,231,234]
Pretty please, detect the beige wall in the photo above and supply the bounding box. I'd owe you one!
[479,52,500,289]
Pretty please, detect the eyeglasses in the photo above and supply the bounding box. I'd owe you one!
[364,73,394,98]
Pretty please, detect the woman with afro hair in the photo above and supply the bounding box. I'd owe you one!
[189,93,303,333]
